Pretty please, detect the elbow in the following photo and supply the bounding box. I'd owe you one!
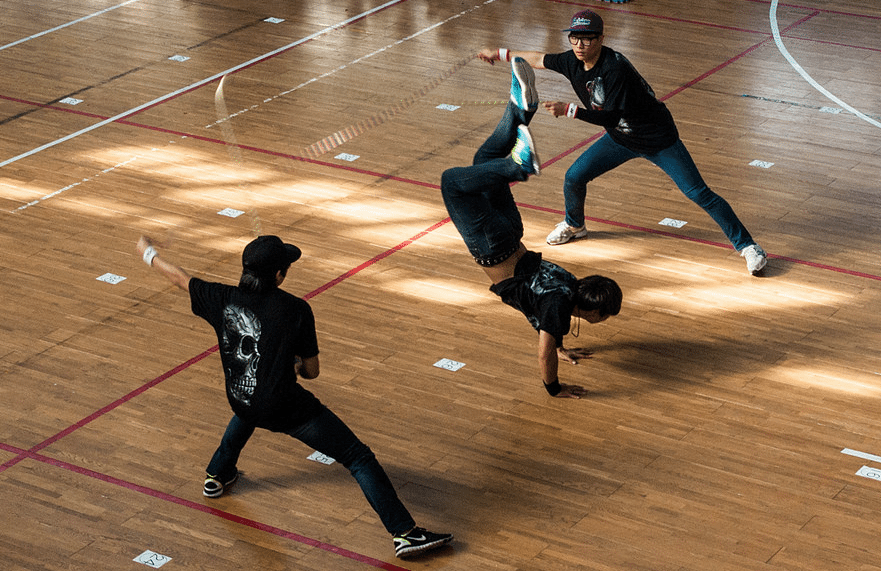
[298,356,320,379]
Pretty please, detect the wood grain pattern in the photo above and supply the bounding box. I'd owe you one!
[2,0,880,569]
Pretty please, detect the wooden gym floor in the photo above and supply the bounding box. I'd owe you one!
[1,0,881,569]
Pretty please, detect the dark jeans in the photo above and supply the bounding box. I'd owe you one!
[563,133,756,251]
[441,102,535,266]
[206,406,416,536]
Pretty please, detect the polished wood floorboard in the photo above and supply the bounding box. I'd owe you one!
[2,0,881,569]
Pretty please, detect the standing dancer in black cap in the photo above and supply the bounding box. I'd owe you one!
[136,235,452,558]
[479,9,768,275]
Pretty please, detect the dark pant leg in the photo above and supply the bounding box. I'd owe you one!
[562,133,636,228]
[442,101,532,265]
[647,139,755,250]
[206,414,256,480]
[286,406,416,536]
[441,162,524,265]
[472,101,534,165]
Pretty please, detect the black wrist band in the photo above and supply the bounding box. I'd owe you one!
[544,379,562,396]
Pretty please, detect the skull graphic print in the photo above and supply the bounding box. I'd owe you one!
[220,304,262,406]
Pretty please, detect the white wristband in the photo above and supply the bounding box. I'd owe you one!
[143,245,158,266]
[566,103,578,118]
[498,48,510,62]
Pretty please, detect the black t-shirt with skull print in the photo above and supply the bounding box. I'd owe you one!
[189,278,322,431]
[543,47,679,154]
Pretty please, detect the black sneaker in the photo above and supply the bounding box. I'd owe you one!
[393,527,453,558]
[203,470,238,498]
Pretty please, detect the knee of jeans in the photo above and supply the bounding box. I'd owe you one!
[685,185,720,207]
[440,170,453,191]
[563,169,589,190]
[441,171,462,200]
[337,440,376,469]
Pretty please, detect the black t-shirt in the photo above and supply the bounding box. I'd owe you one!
[544,47,679,154]
[489,251,576,347]
[189,278,322,431]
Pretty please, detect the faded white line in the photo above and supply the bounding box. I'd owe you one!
[770,1,881,129]
[0,0,408,170]
[9,0,497,212]
[13,157,142,212]
[0,0,144,52]
[842,448,881,464]
[207,0,497,129]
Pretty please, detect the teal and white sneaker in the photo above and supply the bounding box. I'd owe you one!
[511,124,540,176]
[510,57,538,112]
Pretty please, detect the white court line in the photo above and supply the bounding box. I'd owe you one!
[769,1,881,129]
[208,0,496,128]
[13,156,142,213]
[0,0,144,52]
[842,448,881,464]
[0,0,407,170]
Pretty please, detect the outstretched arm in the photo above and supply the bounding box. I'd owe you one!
[477,47,546,69]
[538,330,586,398]
[136,236,192,291]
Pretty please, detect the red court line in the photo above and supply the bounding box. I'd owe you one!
[743,0,881,19]
[2,2,878,565]
[0,224,454,567]
[549,0,771,35]
[305,218,452,300]
[3,0,878,463]
[0,347,219,473]
[0,102,440,191]
[782,36,881,53]
[15,450,409,571]
[524,203,881,282]
[2,220,455,474]
[556,0,881,22]
[3,20,879,281]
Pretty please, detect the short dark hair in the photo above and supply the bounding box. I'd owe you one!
[238,265,288,293]
[574,275,622,316]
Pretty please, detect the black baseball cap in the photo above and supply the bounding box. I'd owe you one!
[563,10,604,34]
[242,235,302,274]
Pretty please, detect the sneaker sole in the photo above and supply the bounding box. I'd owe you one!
[203,472,238,498]
[547,228,588,245]
[749,257,767,275]
[516,125,541,175]
[396,536,453,558]
[511,59,538,112]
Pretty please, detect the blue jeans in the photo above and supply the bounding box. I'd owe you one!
[441,102,534,266]
[563,133,755,251]
[206,407,416,536]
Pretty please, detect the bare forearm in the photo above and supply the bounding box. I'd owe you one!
[137,236,191,291]
[537,331,560,386]
[538,331,587,399]
[152,255,191,291]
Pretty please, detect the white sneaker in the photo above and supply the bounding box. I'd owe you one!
[740,244,767,275]
[546,221,588,245]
